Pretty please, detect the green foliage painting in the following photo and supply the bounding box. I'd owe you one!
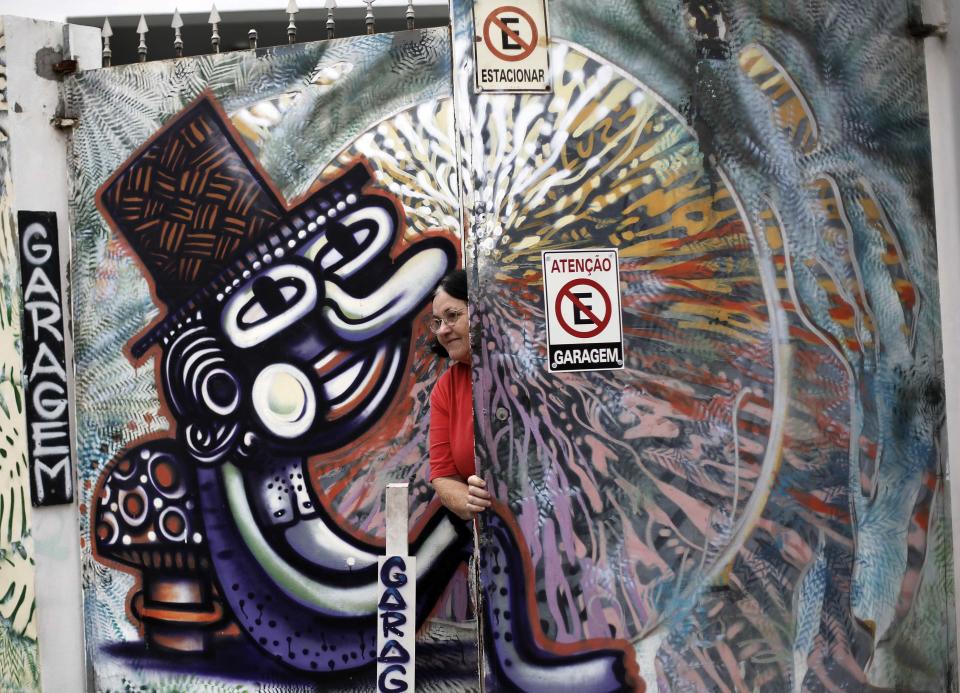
[0,19,41,693]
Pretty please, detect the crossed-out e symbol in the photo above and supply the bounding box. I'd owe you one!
[500,17,521,50]
[572,292,594,325]
[483,6,539,62]
[555,278,611,339]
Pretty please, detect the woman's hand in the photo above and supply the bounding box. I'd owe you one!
[432,474,492,521]
[465,475,492,517]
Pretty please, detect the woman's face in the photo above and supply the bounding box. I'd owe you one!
[432,289,470,364]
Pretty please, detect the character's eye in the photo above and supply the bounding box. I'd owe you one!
[251,363,316,438]
[238,281,304,325]
[326,205,394,278]
[221,264,318,349]
[299,200,396,279]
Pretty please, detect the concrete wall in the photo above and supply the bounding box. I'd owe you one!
[2,15,100,693]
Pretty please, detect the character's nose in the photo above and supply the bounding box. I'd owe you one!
[322,246,451,342]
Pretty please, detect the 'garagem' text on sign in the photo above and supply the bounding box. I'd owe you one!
[18,211,74,506]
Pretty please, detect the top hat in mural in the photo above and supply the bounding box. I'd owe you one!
[97,91,373,358]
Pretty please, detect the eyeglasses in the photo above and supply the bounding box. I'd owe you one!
[428,309,465,334]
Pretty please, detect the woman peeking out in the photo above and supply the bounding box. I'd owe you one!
[427,270,492,521]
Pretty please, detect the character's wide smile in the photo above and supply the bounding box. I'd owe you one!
[313,340,398,422]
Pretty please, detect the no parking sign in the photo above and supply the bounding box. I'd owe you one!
[542,249,624,372]
[472,0,551,92]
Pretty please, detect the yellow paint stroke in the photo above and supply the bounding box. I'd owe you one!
[739,44,819,154]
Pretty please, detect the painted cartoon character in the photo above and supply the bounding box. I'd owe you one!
[90,91,468,666]
[90,93,636,690]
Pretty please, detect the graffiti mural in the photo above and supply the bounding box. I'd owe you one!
[452,0,953,691]
[0,18,42,693]
[67,30,480,691]
[93,90,467,667]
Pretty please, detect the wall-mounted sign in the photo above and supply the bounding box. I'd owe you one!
[542,248,624,372]
[18,211,73,505]
[473,0,551,92]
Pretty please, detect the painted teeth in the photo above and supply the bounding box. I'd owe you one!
[322,358,366,401]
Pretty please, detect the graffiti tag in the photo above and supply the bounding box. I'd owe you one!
[377,555,415,692]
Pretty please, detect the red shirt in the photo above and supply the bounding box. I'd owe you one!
[428,362,476,481]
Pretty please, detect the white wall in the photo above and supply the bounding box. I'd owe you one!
[4,15,100,693]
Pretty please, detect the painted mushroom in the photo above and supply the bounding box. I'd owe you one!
[94,439,224,653]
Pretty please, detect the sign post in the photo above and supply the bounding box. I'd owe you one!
[472,0,551,92]
[377,482,416,692]
[542,249,624,372]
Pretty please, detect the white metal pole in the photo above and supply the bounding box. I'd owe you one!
[378,482,416,691]
[923,0,960,674]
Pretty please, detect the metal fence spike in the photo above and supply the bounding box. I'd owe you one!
[137,14,149,62]
[364,0,375,34]
[209,4,221,53]
[172,9,184,57]
[287,0,299,44]
[101,17,112,67]
[406,0,415,29]
[326,0,337,39]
